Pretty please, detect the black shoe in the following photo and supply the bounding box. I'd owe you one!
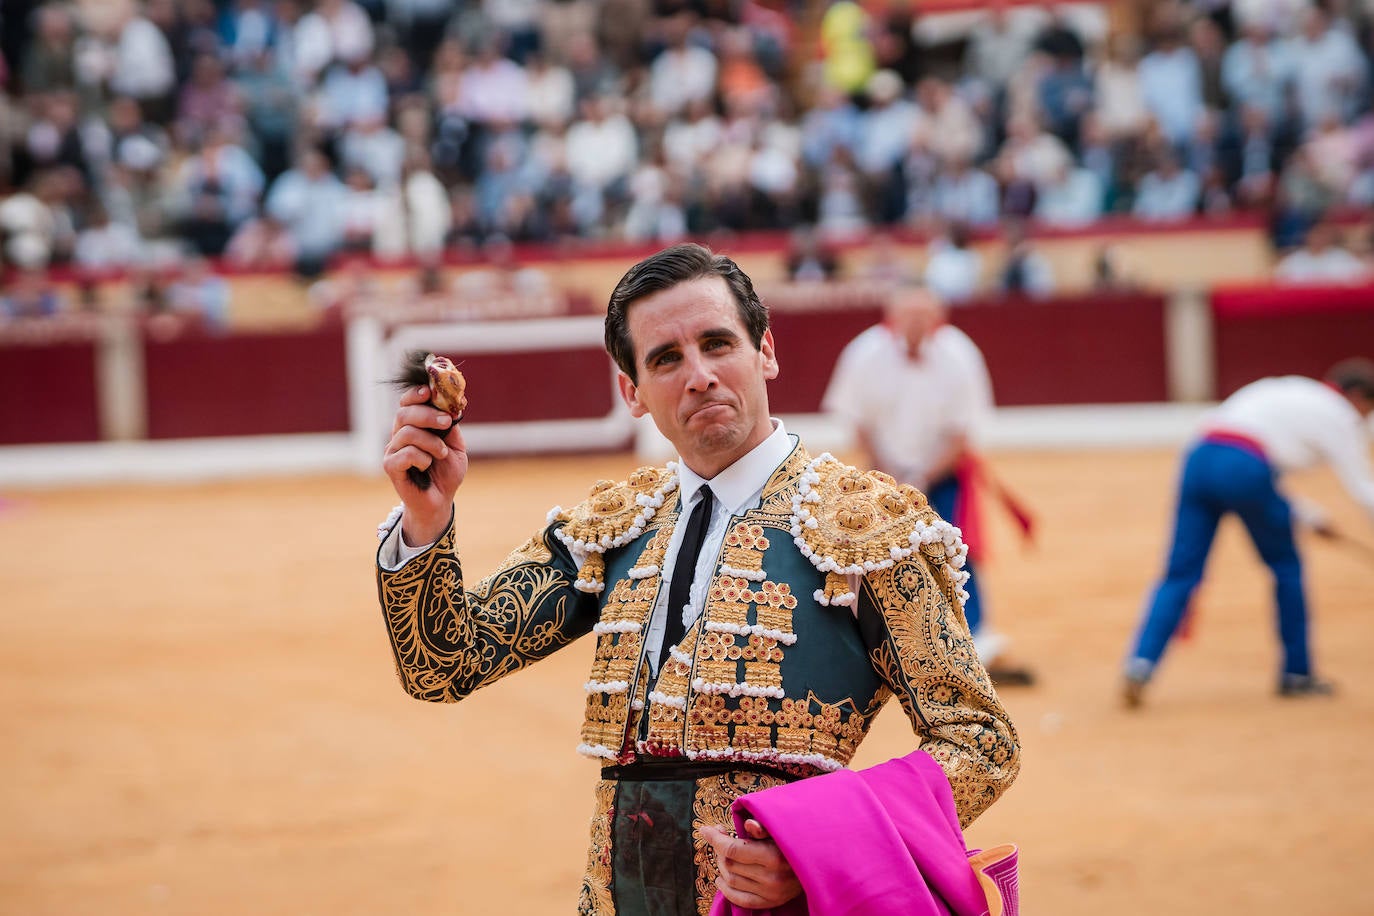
[1278,674,1336,697]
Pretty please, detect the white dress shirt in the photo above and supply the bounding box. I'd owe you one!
[823,323,993,486]
[1204,376,1374,526]
[380,421,798,675]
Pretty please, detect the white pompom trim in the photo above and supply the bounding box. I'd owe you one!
[593,620,643,634]
[718,564,767,581]
[376,503,404,541]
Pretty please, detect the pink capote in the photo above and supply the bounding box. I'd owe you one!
[708,750,1019,916]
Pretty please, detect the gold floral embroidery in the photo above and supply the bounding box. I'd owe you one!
[861,555,1020,826]
[691,771,791,916]
[577,779,617,915]
[379,530,583,702]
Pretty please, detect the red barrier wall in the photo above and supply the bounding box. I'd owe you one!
[0,338,101,444]
[429,348,617,422]
[143,327,351,439]
[1211,284,1374,397]
[947,294,1170,405]
[768,307,885,413]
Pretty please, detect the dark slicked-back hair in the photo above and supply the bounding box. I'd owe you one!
[605,243,769,382]
[1326,357,1374,400]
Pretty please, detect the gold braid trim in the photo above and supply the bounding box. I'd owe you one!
[555,465,679,593]
[791,453,970,612]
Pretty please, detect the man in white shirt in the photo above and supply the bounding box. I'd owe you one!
[1274,221,1372,286]
[822,283,1033,684]
[1124,360,1374,705]
[375,244,1019,914]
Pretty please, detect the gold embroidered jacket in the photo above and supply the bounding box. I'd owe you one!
[377,442,1020,910]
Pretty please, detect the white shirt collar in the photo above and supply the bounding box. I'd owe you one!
[676,420,794,514]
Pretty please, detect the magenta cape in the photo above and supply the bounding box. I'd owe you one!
[708,750,1018,916]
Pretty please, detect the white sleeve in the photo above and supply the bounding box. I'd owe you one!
[377,511,438,571]
[821,336,871,425]
[942,328,994,444]
[1317,413,1374,527]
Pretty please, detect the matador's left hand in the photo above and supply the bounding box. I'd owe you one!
[702,819,802,909]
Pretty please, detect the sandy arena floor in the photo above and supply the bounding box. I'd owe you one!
[3,447,1372,915]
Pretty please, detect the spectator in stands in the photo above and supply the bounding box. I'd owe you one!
[1188,16,1227,112]
[664,96,724,179]
[0,169,65,269]
[858,230,918,285]
[624,147,688,243]
[262,145,346,276]
[21,4,79,97]
[340,114,406,190]
[372,148,451,260]
[1132,149,1201,221]
[0,266,64,320]
[169,125,264,257]
[564,94,637,231]
[233,48,297,184]
[815,150,869,238]
[855,69,920,224]
[1137,21,1204,153]
[293,0,375,89]
[339,166,384,253]
[1272,147,1339,249]
[1091,33,1148,144]
[1037,37,1094,149]
[919,77,983,167]
[799,82,859,172]
[930,154,1000,228]
[1274,220,1372,285]
[21,89,90,184]
[1221,20,1293,127]
[222,0,275,69]
[997,219,1055,299]
[818,0,876,96]
[317,46,389,134]
[224,214,296,270]
[564,30,621,106]
[168,255,231,330]
[458,36,530,128]
[783,225,839,282]
[1034,159,1104,227]
[963,1,1037,104]
[524,50,575,128]
[648,13,718,118]
[389,0,454,73]
[110,1,178,125]
[998,111,1072,193]
[1218,104,1290,210]
[176,54,244,149]
[1288,7,1365,133]
[74,202,143,273]
[923,221,982,304]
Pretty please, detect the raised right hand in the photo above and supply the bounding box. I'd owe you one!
[382,384,469,546]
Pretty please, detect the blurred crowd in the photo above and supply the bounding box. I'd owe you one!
[1,0,1374,324]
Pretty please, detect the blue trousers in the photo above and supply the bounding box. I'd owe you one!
[1128,441,1310,677]
[927,475,984,635]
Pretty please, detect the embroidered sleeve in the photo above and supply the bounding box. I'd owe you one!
[375,518,598,702]
[859,554,1021,827]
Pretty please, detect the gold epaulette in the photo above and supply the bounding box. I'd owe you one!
[789,453,971,608]
[550,464,680,594]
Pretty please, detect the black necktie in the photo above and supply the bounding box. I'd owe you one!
[660,485,714,668]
